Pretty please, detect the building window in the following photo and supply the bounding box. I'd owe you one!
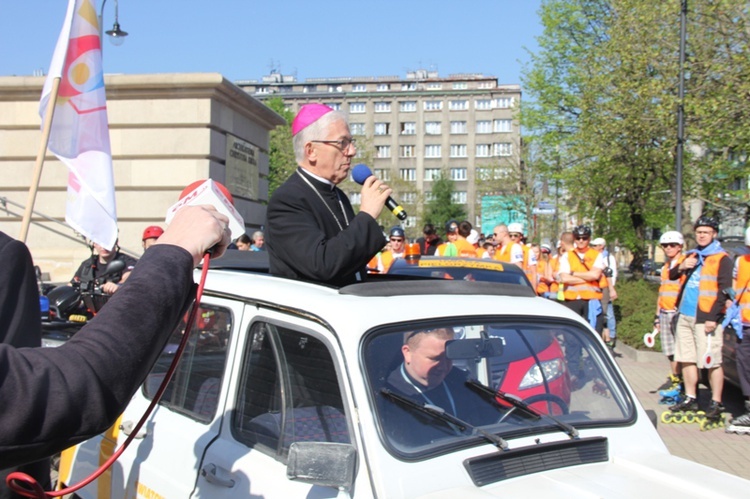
[256,87,269,94]
[475,99,492,110]
[325,102,341,110]
[451,191,468,204]
[400,168,417,181]
[425,145,442,158]
[425,122,442,135]
[405,215,417,228]
[427,82,442,90]
[424,192,435,202]
[350,102,366,113]
[374,101,391,113]
[374,123,391,135]
[377,83,390,91]
[494,119,512,133]
[400,122,416,135]
[449,100,468,111]
[374,168,390,181]
[476,120,492,134]
[424,100,443,111]
[452,82,468,90]
[494,143,513,156]
[450,167,468,181]
[328,85,343,93]
[399,101,417,112]
[402,192,417,204]
[349,192,362,205]
[400,145,416,158]
[478,81,495,89]
[352,84,367,92]
[350,123,365,135]
[376,145,391,158]
[402,83,416,91]
[476,144,491,157]
[495,97,514,109]
[450,121,467,134]
[478,167,510,180]
[424,168,441,181]
[450,145,467,158]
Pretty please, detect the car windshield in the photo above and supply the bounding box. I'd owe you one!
[364,318,634,458]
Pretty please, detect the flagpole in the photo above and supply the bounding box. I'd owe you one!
[19,76,61,243]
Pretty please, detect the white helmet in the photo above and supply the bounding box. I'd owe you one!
[659,231,684,246]
[507,222,524,235]
[745,226,750,246]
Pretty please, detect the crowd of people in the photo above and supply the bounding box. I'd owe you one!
[5,100,750,493]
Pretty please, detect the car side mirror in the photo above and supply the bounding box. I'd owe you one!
[287,442,357,490]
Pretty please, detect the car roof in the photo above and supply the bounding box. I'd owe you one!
[388,256,533,289]
[199,268,587,347]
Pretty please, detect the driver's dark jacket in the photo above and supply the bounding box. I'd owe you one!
[381,365,499,448]
[0,243,195,469]
[72,251,138,289]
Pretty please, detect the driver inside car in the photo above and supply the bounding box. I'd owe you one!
[381,328,499,448]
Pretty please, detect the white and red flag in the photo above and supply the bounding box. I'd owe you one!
[40,0,117,250]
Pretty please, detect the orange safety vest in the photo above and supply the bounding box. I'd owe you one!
[494,242,521,263]
[379,251,399,273]
[549,256,560,293]
[537,258,550,295]
[736,255,750,323]
[658,255,686,311]
[563,249,603,300]
[454,238,478,257]
[697,252,728,314]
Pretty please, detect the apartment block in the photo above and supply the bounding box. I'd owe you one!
[236,70,521,232]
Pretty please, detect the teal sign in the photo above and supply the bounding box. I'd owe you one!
[480,195,527,233]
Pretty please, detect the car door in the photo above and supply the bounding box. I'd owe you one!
[192,308,362,498]
[105,296,243,499]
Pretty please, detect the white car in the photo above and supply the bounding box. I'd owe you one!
[59,259,748,498]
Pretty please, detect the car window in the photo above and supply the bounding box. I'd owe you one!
[143,304,232,423]
[232,322,350,461]
[364,319,634,458]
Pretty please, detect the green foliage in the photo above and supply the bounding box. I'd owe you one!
[613,278,659,350]
[522,0,750,257]
[265,97,296,196]
[424,173,466,230]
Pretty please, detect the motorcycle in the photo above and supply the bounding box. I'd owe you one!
[42,259,126,345]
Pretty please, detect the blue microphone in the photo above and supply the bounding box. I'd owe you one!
[352,164,407,220]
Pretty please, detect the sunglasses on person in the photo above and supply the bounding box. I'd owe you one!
[661,243,680,248]
[390,237,404,242]
[509,233,522,238]
[575,236,590,241]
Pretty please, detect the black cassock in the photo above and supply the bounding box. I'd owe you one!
[266,168,385,287]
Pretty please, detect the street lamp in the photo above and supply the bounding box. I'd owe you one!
[99,0,128,47]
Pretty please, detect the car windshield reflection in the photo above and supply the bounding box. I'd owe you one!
[364,319,634,458]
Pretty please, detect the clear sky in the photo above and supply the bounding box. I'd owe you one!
[1,0,544,86]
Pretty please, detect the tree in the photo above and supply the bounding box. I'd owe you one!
[521,0,750,271]
[264,97,295,196]
[424,172,466,230]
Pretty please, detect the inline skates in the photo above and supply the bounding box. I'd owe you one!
[661,396,705,424]
[699,400,726,431]
[657,374,683,404]
[724,401,750,435]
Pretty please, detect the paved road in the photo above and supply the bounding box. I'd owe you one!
[614,344,750,480]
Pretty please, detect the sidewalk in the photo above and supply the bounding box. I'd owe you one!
[614,343,750,480]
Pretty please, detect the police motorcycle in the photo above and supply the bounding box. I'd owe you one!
[41,259,126,346]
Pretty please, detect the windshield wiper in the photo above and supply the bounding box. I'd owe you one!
[465,379,579,440]
[380,388,509,451]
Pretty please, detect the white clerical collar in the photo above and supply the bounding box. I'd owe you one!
[300,167,334,188]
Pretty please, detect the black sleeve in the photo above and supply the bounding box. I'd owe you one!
[0,244,195,469]
[709,255,734,321]
[0,233,42,348]
[267,184,385,285]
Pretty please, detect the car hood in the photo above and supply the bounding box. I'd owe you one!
[418,452,747,498]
